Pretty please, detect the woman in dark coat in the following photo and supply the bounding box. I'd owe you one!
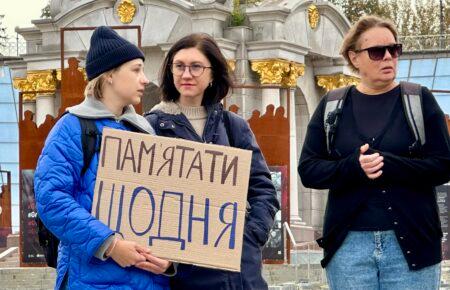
[145,33,279,290]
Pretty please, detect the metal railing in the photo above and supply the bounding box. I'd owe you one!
[399,34,450,52]
[0,41,26,57]
[283,222,326,285]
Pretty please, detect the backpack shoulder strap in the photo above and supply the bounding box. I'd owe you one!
[400,81,425,149]
[223,110,234,147]
[77,117,100,176]
[324,86,352,154]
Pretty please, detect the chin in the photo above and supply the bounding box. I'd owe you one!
[378,74,395,83]
[129,97,141,106]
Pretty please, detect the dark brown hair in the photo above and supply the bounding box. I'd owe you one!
[340,15,398,72]
[159,33,232,106]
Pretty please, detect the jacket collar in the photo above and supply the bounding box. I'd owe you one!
[67,95,155,134]
[149,101,223,116]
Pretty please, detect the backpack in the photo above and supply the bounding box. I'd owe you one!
[324,81,425,155]
[36,116,100,268]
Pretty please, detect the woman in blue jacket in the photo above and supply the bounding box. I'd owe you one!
[145,33,279,290]
[34,26,172,290]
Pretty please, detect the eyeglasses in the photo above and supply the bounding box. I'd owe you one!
[170,63,212,77]
[354,43,403,61]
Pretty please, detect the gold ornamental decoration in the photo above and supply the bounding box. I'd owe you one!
[227,60,236,72]
[13,70,58,101]
[282,62,305,87]
[308,4,320,29]
[29,70,58,93]
[13,77,35,101]
[251,59,305,87]
[56,68,87,81]
[117,0,136,24]
[316,74,360,92]
[251,60,290,85]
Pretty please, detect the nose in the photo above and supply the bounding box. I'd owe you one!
[141,73,150,85]
[383,49,393,60]
[181,66,193,78]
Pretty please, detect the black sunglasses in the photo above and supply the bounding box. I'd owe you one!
[354,43,403,61]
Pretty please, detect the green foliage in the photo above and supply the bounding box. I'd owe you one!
[231,0,246,26]
[330,0,449,35]
[41,1,51,19]
[230,0,262,27]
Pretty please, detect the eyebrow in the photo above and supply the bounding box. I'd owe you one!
[173,61,205,65]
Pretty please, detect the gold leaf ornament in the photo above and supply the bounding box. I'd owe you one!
[308,4,320,29]
[117,0,136,24]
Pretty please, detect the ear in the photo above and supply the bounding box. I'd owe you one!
[106,71,115,83]
[348,51,360,70]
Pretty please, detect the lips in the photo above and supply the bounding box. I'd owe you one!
[381,66,393,70]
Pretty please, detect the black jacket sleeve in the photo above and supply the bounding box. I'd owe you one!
[298,97,368,190]
[378,87,450,187]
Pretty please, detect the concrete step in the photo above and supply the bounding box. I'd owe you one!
[0,267,56,290]
[0,247,20,268]
[264,261,449,290]
[263,264,326,286]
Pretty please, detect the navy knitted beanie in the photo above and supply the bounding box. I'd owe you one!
[86,26,145,81]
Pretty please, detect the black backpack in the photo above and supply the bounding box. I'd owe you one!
[324,81,425,155]
[36,116,100,268]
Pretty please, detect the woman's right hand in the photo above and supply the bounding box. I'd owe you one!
[359,144,384,179]
[107,239,147,268]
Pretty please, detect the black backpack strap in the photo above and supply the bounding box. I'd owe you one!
[78,117,100,176]
[400,81,425,152]
[323,86,352,154]
[36,113,100,269]
[223,110,234,147]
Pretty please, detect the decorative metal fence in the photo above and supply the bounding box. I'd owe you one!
[399,34,450,52]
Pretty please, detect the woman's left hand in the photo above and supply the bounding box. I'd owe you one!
[135,249,172,274]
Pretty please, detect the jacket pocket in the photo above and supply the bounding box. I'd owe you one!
[246,224,269,247]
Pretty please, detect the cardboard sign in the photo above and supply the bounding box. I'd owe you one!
[92,128,252,271]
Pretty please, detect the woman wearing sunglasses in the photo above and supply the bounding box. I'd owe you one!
[145,33,279,290]
[298,16,450,289]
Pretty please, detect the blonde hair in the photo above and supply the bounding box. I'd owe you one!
[340,15,398,72]
[84,68,119,100]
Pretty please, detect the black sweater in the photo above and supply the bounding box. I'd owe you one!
[298,85,450,270]
[349,86,399,231]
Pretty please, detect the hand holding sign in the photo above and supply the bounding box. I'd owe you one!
[136,252,172,274]
[107,239,146,268]
[92,129,252,271]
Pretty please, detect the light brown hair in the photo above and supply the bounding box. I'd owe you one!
[84,68,119,100]
[340,15,398,72]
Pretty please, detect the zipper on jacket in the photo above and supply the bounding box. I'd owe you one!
[201,110,216,143]
[202,109,220,144]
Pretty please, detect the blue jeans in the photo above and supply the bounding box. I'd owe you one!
[326,231,441,290]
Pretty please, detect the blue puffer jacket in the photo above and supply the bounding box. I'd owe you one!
[34,96,170,290]
[145,101,279,290]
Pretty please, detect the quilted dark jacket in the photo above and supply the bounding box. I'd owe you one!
[145,101,279,290]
